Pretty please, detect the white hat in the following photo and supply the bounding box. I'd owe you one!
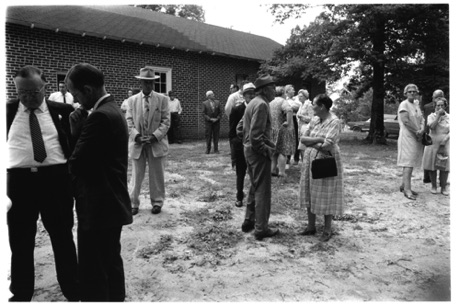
[242,82,256,94]
[206,91,214,97]
[135,67,160,80]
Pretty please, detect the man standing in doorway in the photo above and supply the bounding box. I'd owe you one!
[167,90,183,144]
[126,66,170,215]
[241,75,279,240]
[202,90,221,154]
[49,81,79,109]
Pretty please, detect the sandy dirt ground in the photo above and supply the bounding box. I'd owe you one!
[5,134,452,302]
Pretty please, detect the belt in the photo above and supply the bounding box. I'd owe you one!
[7,164,67,174]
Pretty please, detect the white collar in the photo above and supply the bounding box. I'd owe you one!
[94,94,111,110]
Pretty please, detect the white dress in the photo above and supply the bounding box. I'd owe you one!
[397,100,424,167]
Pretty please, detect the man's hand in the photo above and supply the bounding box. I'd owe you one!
[69,108,89,138]
[148,135,158,143]
[135,134,143,145]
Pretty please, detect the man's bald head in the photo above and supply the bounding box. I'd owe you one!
[433,89,444,101]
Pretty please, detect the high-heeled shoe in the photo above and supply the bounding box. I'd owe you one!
[299,227,316,236]
[400,185,418,196]
[404,192,416,200]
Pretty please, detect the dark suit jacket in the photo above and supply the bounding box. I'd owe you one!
[69,95,132,230]
[202,99,221,123]
[423,101,435,130]
[6,99,74,157]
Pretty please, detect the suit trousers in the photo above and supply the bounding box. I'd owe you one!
[77,225,125,301]
[205,121,220,152]
[130,144,166,208]
[292,115,300,162]
[7,165,79,301]
[244,147,272,235]
[168,112,182,143]
[231,138,247,201]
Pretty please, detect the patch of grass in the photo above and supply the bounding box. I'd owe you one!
[137,235,174,259]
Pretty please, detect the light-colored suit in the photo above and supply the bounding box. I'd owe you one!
[126,91,170,208]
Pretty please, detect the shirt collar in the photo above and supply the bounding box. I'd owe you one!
[94,94,111,110]
[142,91,153,99]
[20,97,47,113]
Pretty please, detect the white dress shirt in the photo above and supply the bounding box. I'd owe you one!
[7,99,66,168]
[168,98,182,114]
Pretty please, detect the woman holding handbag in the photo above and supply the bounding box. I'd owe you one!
[298,94,344,242]
[397,84,425,200]
[422,98,450,195]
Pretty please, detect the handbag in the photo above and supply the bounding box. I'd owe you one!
[435,145,448,170]
[421,132,432,146]
[311,150,338,179]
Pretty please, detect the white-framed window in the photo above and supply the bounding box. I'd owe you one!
[146,65,172,95]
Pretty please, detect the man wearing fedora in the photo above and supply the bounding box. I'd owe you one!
[202,90,221,154]
[126,66,170,215]
[241,75,279,240]
[229,82,255,208]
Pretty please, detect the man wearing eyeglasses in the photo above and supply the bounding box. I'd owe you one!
[6,66,79,301]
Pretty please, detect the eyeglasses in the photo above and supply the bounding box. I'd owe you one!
[407,91,418,94]
[17,84,45,96]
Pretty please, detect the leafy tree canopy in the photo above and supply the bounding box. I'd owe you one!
[134,4,205,22]
[262,4,448,143]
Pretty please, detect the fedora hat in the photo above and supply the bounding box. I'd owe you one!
[254,75,275,90]
[242,82,256,94]
[135,67,160,80]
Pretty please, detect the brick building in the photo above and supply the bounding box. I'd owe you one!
[5,5,282,139]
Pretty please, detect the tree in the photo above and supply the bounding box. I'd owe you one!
[134,4,205,22]
[263,4,449,144]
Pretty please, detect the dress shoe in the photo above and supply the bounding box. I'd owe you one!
[254,228,279,241]
[299,227,317,236]
[241,219,255,232]
[235,200,243,207]
[132,207,139,215]
[319,231,333,242]
[151,206,162,214]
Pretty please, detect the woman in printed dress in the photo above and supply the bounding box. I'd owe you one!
[422,97,450,195]
[397,84,425,200]
[296,89,314,162]
[298,94,344,242]
[270,86,295,177]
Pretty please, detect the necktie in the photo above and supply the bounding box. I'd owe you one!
[29,109,47,163]
[210,100,215,112]
[63,93,66,104]
[144,96,150,132]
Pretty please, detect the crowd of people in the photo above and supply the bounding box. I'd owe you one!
[397,85,450,199]
[6,63,449,301]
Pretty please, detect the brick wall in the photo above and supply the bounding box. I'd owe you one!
[5,23,261,139]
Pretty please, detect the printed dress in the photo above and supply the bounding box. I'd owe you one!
[422,113,450,171]
[397,100,424,167]
[270,97,296,156]
[299,116,344,215]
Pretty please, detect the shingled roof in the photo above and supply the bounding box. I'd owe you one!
[6,5,282,61]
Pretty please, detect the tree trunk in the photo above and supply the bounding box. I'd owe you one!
[366,15,387,144]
